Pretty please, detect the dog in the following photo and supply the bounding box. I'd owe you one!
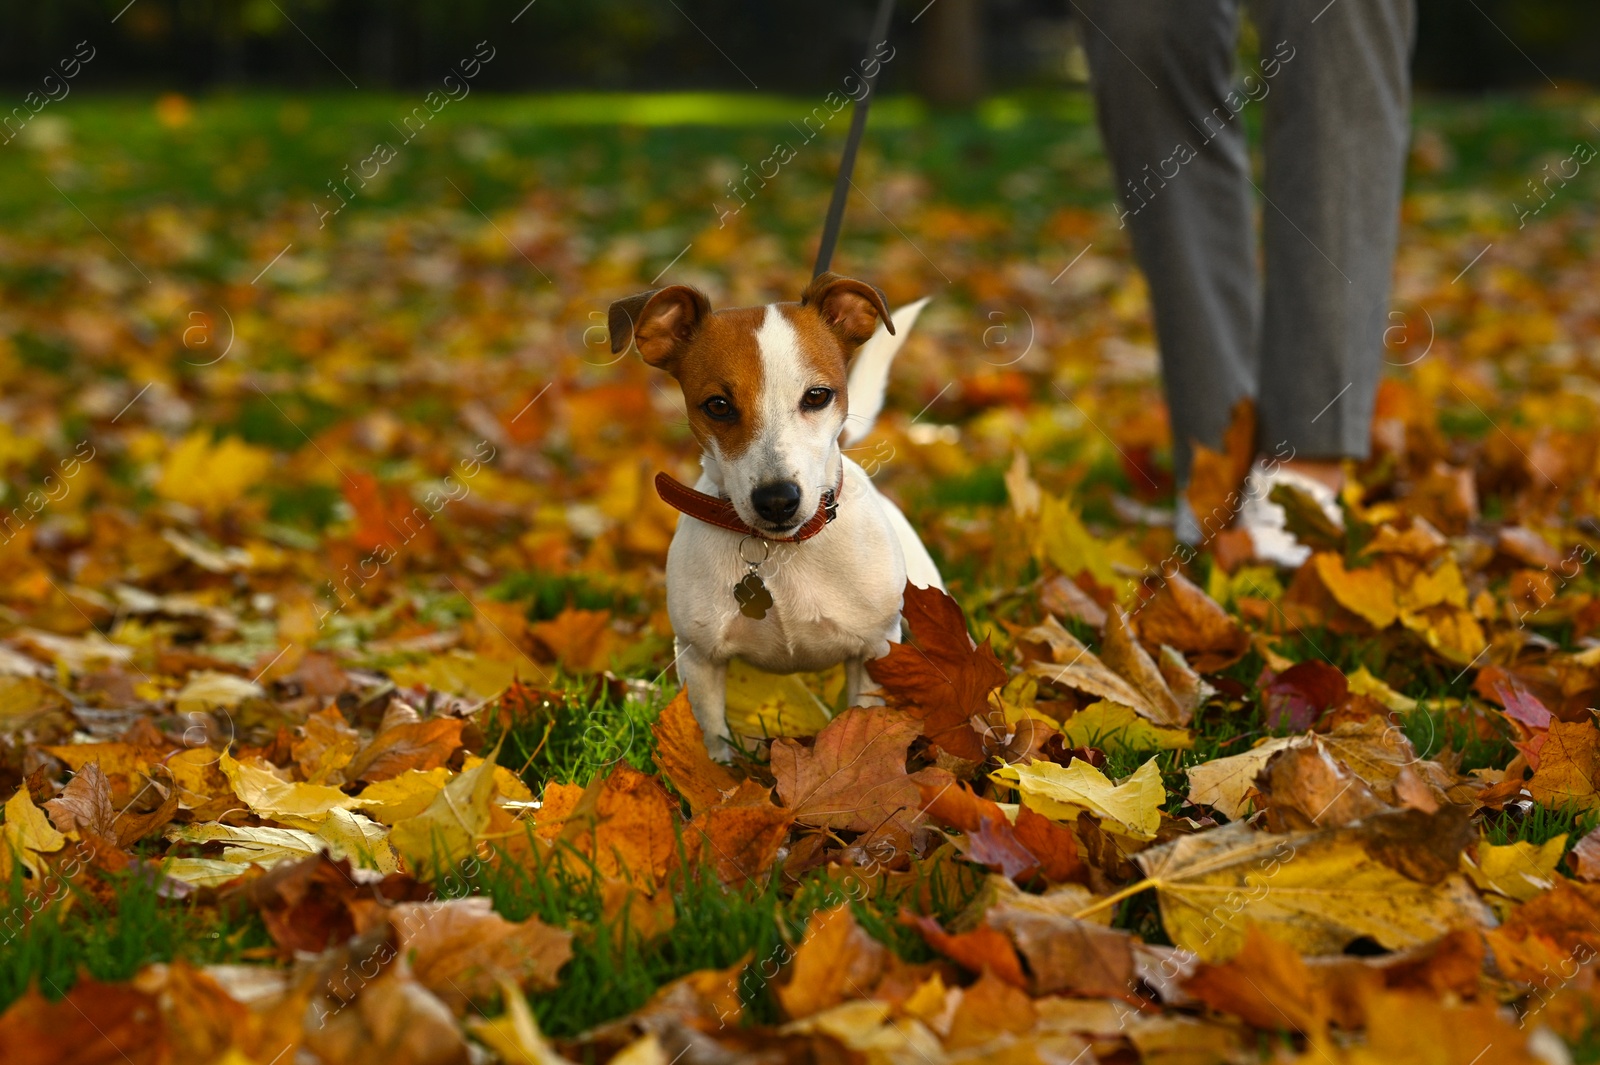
[609,272,944,758]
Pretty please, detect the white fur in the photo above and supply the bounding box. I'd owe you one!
[666,300,943,757]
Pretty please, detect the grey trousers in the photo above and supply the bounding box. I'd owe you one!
[1076,0,1415,482]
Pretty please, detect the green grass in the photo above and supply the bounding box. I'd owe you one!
[1482,802,1599,855]
[0,862,270,1012]
[484,679,663,791]
[460,828,981,1037]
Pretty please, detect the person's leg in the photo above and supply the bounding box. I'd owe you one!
[1075,0,1257,486]
[1254,0,1416,475]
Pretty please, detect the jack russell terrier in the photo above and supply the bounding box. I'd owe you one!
[609,272,944,759]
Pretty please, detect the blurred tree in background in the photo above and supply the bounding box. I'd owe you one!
[0,0,1594,96]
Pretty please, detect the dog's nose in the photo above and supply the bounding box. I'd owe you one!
[751,481,802,524]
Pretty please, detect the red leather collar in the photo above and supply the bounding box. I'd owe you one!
[654,468,843,543]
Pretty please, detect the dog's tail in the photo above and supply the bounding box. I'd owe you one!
[839,297,931,447]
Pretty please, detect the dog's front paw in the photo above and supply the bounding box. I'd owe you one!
[703,733,735,763]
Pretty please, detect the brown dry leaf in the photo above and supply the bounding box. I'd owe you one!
[305,964,472,1065]
[1254,743,1390,832]
[865,583,1006,760]
[1525,718,1600,811]
[293,705,362,784]
[345,717,466,783]
[1101,607,1187,725]
[771,705,948,855]
[687,778,792,886]
[776,904,888,1021]
[944,968,1037,1050]
[529,608,615,672]
[1020,616,1161,721]
[1184,924,1335,1034]
[558,763,678,883]
[650,689,738,814]
[1484,879,1600,983]
[44,761,117,837]
[904,913,1028,989]
[983,892,1138,998]
[534,780,584,840]
[387,897,573,1013]
[1184,397,1256,527]
[1570,825,1600,881]
[919,780,1081,883]
[1136,571,1249,673]
[0,978,167,1065]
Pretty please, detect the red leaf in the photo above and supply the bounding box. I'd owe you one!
[866,584,1006,761]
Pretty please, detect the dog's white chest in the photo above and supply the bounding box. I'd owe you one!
[664,464,908,675]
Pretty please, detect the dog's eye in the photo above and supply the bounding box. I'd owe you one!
[801,387,834,411]
[701,396,736,421]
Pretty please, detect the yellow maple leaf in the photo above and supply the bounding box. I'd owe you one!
[390,749,499,877]
[220,750,360,829]
[1118,821,1493,963]
[1311,553,1399,629]
[1059,701,1193,757]
[723,658,833,739]
[991,756,1164,841]
[1465,835,1563,908]
[1034,492,1146,601]
[154,431,274,515]
[2,788,66,877]
[353,767,452,824]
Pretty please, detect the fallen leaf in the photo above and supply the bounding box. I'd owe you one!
[1,787,65,877]
[1135,571,1249,672]
[1129,818,1493,962]
[777,904,888,1020]
[1058,701,1193,758]
[866,584,1005,760]
[345,718,466,783]
[0,978,167,1065]
[991,756,1165,841]
[687,779,792,886]
[1100,607,1187,725]
[220,750,361,829]
[558,762,678,883]
[387,897,572,1012]
[651,690,738,814]
[771,705,948,854]
[1184,397,1256,534]
[389,750,500,877]
[919,780,1081,883]
[1525,718,1600,810]
[1260,661,1349,731]
[904,913,1027,989]
[1186,736,1303,819]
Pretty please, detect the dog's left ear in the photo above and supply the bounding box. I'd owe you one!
[608,285,711,369]
[801,272,895,349]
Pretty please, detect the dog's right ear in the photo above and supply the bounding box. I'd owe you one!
[608,286,711,370]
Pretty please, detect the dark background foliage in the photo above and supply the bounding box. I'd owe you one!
[1,0,1593,97]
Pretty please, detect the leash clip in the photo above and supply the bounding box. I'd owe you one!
[821,487,839,525]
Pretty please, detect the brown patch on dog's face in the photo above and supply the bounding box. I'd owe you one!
[665,306,768,459]
[779,302,851,421]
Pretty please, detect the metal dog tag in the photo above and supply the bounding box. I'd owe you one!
[734,572,773,619]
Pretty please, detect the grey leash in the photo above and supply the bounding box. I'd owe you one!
[812,0,897,279]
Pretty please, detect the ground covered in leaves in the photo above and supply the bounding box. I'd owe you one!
[2,90,1600,1063]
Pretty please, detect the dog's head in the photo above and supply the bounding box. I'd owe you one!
[610,273,894,536]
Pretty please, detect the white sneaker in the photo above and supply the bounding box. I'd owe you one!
[1236,460,1344,567]
[1173,494,1200,546]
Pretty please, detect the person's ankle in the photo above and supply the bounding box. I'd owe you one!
[1267,456,1345,494]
